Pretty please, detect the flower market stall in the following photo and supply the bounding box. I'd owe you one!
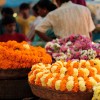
[0,34,99,99]
[28,34,100,100]
[0,41,52,99]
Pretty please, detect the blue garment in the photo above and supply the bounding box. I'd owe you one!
[92,32,100,43]
[32,29,56,47]
[4,0,37,7]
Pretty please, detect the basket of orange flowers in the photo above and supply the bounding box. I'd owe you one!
[28,60,100,100]
[0,41,52,99]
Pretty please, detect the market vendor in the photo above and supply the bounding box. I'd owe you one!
[35,0,95,41]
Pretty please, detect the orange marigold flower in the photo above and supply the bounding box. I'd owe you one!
[86,78,93,90]
[0,41,52,69]
[67,67,74,76]
[78,69,85,77]
[73,62,79,68]
[60,79,67,91]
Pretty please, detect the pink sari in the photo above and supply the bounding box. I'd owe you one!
[71,0,86,6]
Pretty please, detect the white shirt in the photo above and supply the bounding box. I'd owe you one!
[27,16,42,40]
[35,1,95,38]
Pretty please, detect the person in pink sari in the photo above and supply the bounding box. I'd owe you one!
[71,0,86,6]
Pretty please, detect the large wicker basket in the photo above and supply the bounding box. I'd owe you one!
[29,83,93,100]
[0,68,30,79]
[0,68,33,99]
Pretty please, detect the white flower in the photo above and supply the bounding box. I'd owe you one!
[55,80,61,90]
[60,67,67,74]
[54,53,67,61]
[79,80,86,92]
[87,49,97,59]
[89,77,97,86]
[78,77,84,81]
[52,73,58,77]
[35,72,44,83]
[40,74,49,86]
[73,68,78,76]
[56,61,64,67]
[51,65,57,73]
[93,83,100,91]
[54,43,61,47]
[67,48,71,53]
[83,68,90,77]
[47,78,54,87]
[92,83,100,100]
[60,74,65,79]
[64,62,67,66]
[68,76,74,81]
[65,41,72,46]
[66,52,72,58]
[45,42,53,48]
[31,63,45,70]
[66,80,74,91]
[88,49,93,55]
[81,50,88,56]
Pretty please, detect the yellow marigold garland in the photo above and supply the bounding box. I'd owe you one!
[28,59,100,92]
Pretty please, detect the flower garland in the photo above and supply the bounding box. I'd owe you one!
[92,83,100,100]
[45,34,100,61]
[0,41,52,69]
[28,59,100,92]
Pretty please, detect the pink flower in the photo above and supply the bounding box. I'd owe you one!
[74,41,82,50]
[80,56,88,60]
[60,45,67,52]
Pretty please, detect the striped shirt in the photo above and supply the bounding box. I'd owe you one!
[35,1,95,38]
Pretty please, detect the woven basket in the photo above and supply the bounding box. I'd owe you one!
[0,68,33,99]
[0,68,30,79]
[29,83,93,100]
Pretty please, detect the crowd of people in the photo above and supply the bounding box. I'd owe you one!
[0,0,95,47]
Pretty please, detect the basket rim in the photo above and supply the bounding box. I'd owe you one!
[29,83,93,94]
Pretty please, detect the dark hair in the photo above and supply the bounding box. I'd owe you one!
[2,16,16,26]
[19,3,30,10]
[1,7,14,16]
[32,3,38,15]
[37,0,57,12]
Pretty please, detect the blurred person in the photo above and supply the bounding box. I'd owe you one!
[35,0,95,41]
[16,3,35,35]
[27,0,57,46]
[52,0,86,7]
[37,0,57,17]
[27,3,43,40]
[0,16,29,42]
[0,7,20,35]
[28,0,57,47]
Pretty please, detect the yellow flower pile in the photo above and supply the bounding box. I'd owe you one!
[28,59,100,92]
[0,41,52,69]
[92,83,100,100]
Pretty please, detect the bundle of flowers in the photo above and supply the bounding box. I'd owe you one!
[0,41,52,69]
[28,59,100,92]
[45,34,100,61]
[92,83,100,100]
